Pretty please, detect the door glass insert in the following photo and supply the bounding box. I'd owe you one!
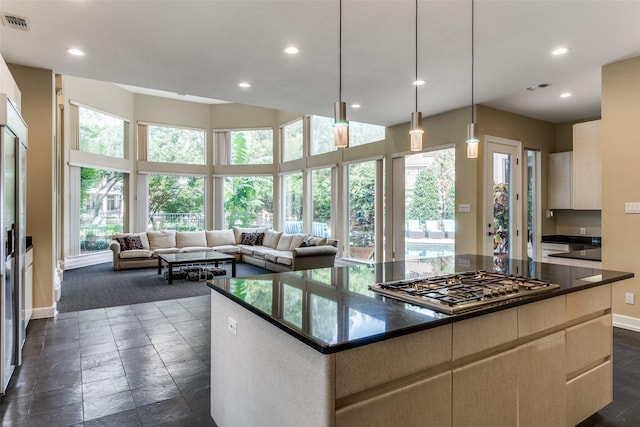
[492,152,511,259]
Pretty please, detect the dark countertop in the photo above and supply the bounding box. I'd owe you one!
[549,247,601,262]
[542,234,601,247]
[207,254,632,354]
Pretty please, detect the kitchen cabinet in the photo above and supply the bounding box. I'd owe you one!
[548,120,602,210]
[573,120,602,209]
[548,152,572,209]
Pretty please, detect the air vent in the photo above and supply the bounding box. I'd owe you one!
[1,14,31,31]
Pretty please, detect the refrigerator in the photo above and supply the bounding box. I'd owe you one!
[0,94,27,396]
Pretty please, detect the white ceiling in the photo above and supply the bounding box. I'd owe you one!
[1,0,640,127]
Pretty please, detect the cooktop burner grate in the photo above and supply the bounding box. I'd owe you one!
[369,270,559,314]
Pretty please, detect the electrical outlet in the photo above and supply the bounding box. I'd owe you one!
[626,293,635,305]
[580,227,586,235]
[228,317,237,336]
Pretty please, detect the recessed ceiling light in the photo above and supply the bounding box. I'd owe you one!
[413,80,425,86]
[351,103,361,109]
[66,48,85,56]
[552,47,569,56]
[284,46,299,55]
[560,92,572,98]
[238,82,251,88]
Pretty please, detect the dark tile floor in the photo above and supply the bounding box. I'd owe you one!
[579,327,640,427]
[0,295,216,426]
[1,294,640,426]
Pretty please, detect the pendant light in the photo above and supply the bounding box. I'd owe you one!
[334,0,349,148]
[466,0,479,159]
[410,0,423,152]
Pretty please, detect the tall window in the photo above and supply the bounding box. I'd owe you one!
[79,167,125,253]
[147,174,205,231]
[310,115,386,155]
[311,168,332,237]
[283,173,303,233]
[229,129,273,164]
[349,120,386,147]
[223,176,274,228]
[310,116,336,156]
[79,106,126,158]
[147,125,205,165]
[348,161,376,260]
[404,148,455,260]
[282,119,303,162]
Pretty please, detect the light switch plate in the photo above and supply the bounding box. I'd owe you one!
[228,317,237,336]
[625,202,640,214]
[458,203,471,213]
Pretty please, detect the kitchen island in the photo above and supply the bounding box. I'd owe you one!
[207,255,632,427]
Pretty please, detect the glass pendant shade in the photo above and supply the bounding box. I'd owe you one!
[334,101,349,148]
[466,122,479,158]
[410,111,423,152]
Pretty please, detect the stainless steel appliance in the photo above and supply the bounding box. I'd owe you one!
[0,94,27,396]
[369,270,559,314]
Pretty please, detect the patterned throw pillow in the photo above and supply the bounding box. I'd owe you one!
[124,235,143,250]
[254,232,265,246]
[240,232,265,246]
[116,237,128,250]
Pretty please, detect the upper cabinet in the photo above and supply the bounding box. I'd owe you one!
[572,120,602,210]
[548,152,573,209]
[548,120,602,211]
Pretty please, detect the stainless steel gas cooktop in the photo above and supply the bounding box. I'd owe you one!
[369,270,560,314]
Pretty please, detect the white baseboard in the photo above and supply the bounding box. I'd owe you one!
[31,305,56,319]
[65,251,111,270]
[613,314,640,332]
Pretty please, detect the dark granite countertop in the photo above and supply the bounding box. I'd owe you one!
[549,247,601,262]
[542,234,601,247]
[207,254,632,354]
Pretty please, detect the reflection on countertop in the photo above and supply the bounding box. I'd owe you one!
[207,254,630,353]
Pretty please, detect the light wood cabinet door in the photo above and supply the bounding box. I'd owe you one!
[573,120,602,209]
[548,151,573,209]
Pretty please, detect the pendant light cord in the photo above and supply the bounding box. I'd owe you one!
[471,0,475,123]
[415,0,418,112]
[339,0,343,103]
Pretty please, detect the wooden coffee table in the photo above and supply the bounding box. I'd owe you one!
[158,251,237,284]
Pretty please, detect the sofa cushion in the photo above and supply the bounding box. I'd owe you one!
[276,233,293,250]
[239,245,255,256]
[289,234,307,250]
[114,232,150,250]
[233,226,259,244]
[276,255,293,266]
[241,232,264,246]
[179,246,211,253]
[265,250,291,263]
[147,230,177,250]
[152,248,180,256]
[211,245,241,255]
[306,236,328,247]
[119,249,153,259]
[262,229,283,249]
[206,229,236,247]
[249,246,269,259]
[176,231,207,248]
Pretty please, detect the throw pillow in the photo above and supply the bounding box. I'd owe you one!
[254,232,265,246]
[124,235,143,250]
[241,232,265,246]
[116,237,129,251]
[241,232,258,245]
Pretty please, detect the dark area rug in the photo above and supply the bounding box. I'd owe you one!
[57,261,272,313]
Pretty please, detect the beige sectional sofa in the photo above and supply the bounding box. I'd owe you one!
[109,226,338,273]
